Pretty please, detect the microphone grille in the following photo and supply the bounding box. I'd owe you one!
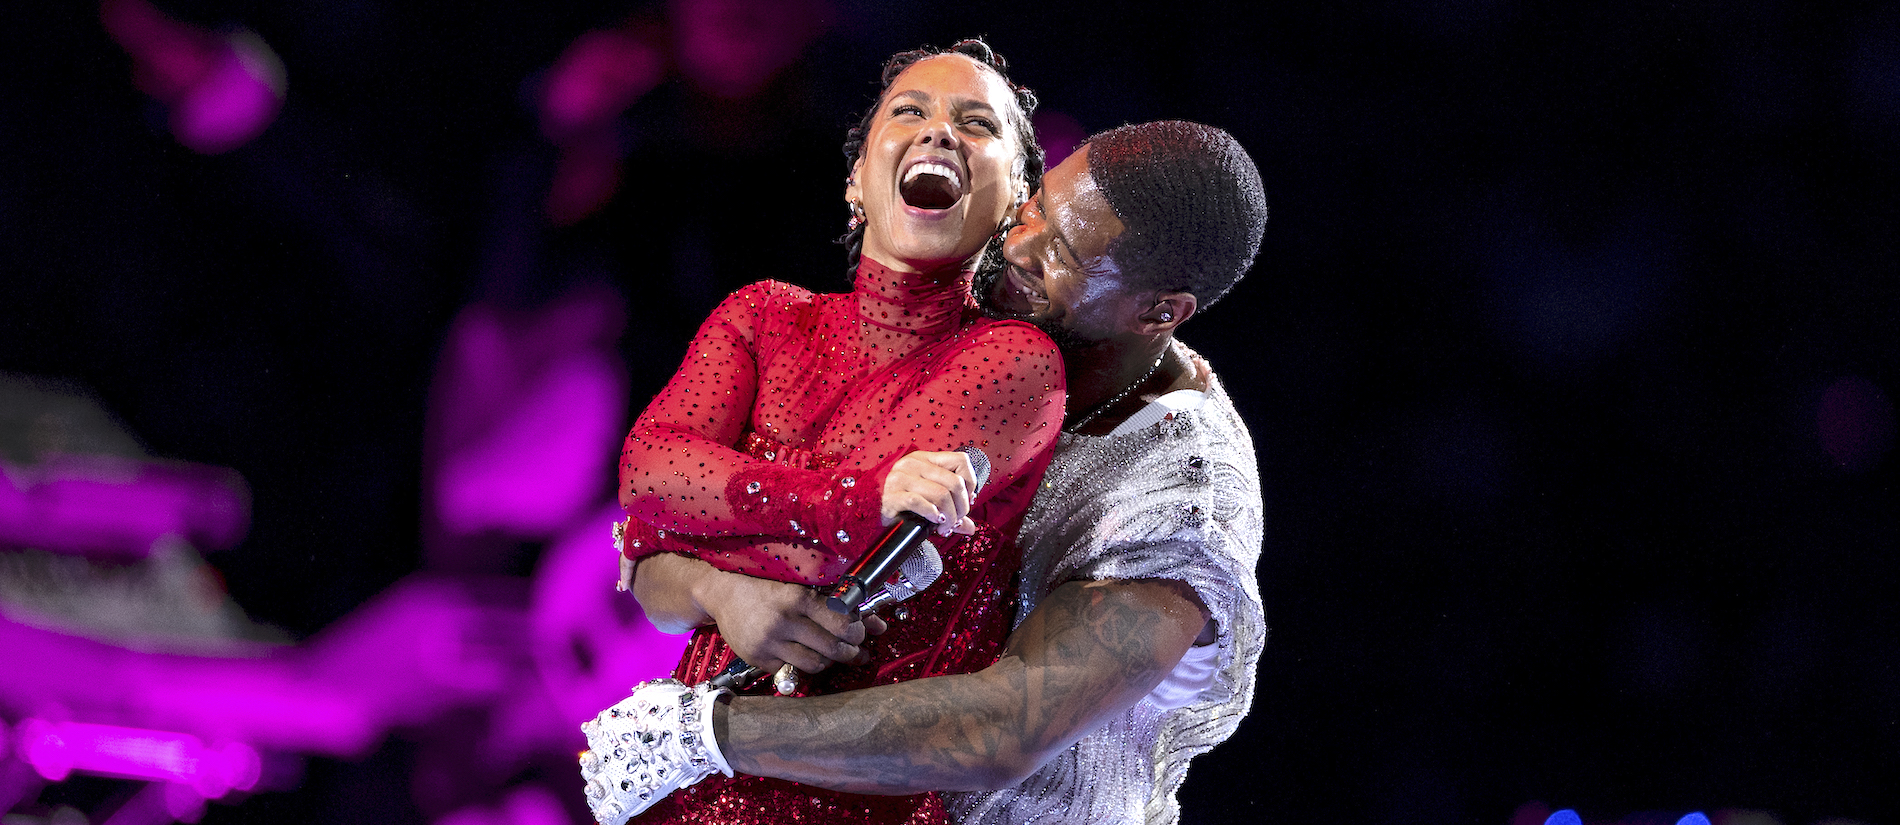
[957,445,993,491]
[889,541,945,600]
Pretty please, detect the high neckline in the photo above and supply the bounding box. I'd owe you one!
[852,255,975,338]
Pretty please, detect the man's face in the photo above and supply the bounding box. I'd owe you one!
[985,145,1138,348]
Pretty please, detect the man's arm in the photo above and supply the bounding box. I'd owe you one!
[712,576,1211,793]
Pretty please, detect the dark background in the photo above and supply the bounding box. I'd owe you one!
[4,1,1897,823]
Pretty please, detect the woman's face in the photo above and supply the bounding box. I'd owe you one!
[848,54,1025,273]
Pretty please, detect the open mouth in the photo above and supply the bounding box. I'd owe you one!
[900,159,962,210]
[985,263,1044,316]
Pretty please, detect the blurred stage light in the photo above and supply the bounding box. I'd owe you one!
[1546,810,1584,825]
[430,288,627,542]
[99,0,285,155]
[0,454,250,557]
[16,719,259,798]
[1033,110,1088,170]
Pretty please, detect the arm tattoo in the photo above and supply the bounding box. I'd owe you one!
[718,578,1208,794]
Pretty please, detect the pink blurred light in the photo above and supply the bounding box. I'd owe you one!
[99,0,285,155]
[1817,375,1896,472]
[15,720,258,799]
[435,784,574,825]
[170,30,286,155]
[0,454,250,557]
[530,501,691,729]
[540,29,665,141]
[431,288,628,541]
[436,356,624,536]
[671,0,830,100]
[0,575,530,758]
[94,780,200,825]
[1033,110,1088,170]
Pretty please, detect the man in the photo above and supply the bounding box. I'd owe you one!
[586,120,1268,825]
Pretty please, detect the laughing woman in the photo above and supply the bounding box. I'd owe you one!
[581,39,1066,825]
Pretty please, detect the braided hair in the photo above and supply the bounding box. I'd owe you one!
[1086,120,1267,310]
[836,38,1044,279]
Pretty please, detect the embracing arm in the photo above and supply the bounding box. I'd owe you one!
[712,576,1211,793]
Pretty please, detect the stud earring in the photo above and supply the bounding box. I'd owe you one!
[1158,311,1174,323]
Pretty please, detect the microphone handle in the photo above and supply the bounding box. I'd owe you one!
[826,513,933,614]
[709,657,766,690]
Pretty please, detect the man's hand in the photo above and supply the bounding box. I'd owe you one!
[713,576,1212,793]
[882,450,981,537]
[630,553,885,673]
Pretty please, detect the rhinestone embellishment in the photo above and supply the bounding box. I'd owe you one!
[746,481,762,494]
[840,476,856,488]
[836,530,850,543]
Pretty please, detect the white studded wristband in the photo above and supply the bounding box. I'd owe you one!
[578,679,734,825]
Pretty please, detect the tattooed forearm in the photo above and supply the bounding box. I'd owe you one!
[716,577,1210,794]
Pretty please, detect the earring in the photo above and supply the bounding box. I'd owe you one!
[1159,311,1174,323]
[847,199,865,231]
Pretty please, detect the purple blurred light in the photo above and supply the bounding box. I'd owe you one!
[0,575,533,758]
[170,31,286,155]
[1817,375,1895,472]
[671,0,830,100]
[1677,814,1711,825]
[435,784,573,825]
[1034,110,1088,170]
[16,719,258,799]
[435,356,624,537]
[94,779,202,825]
[430,290,627,542]
[540,29,664,141]
[530,501,691,729]
[1546,811,1584,825]
[0,454,250,557]
[99,0,284,156]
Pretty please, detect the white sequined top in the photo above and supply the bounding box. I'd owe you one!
[944,351,1266,825]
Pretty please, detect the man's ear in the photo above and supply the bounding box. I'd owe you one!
[1136,291,1198,335]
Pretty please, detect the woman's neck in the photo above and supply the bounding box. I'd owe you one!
[853,255,974,337]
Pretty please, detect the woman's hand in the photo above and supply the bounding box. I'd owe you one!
[881,450,981,537]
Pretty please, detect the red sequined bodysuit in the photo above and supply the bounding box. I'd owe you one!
[616,257,1066,824]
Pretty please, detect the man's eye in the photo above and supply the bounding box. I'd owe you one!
[892,104,924,117]
[966,118,998,133]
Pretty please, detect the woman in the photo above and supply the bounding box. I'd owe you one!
[597,39,1065,824]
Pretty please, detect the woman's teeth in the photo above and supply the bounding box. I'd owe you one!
[903,161,961,189]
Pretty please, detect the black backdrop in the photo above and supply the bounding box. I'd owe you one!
[3,1,1896,823]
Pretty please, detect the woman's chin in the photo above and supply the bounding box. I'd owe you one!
[871,234,988,272]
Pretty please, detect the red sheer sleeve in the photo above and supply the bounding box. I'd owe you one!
[618,281,849,540]
[620,309,1065,585]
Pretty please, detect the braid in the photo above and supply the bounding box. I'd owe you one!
[835,37,1043,280]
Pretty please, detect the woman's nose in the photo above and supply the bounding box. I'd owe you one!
[916,118,959,149]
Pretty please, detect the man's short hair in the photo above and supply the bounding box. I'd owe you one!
[1086,120,1268,308]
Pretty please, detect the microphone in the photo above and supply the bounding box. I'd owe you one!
[706,445,988,692]
[708,544,944,691]
[824,445,990,615]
